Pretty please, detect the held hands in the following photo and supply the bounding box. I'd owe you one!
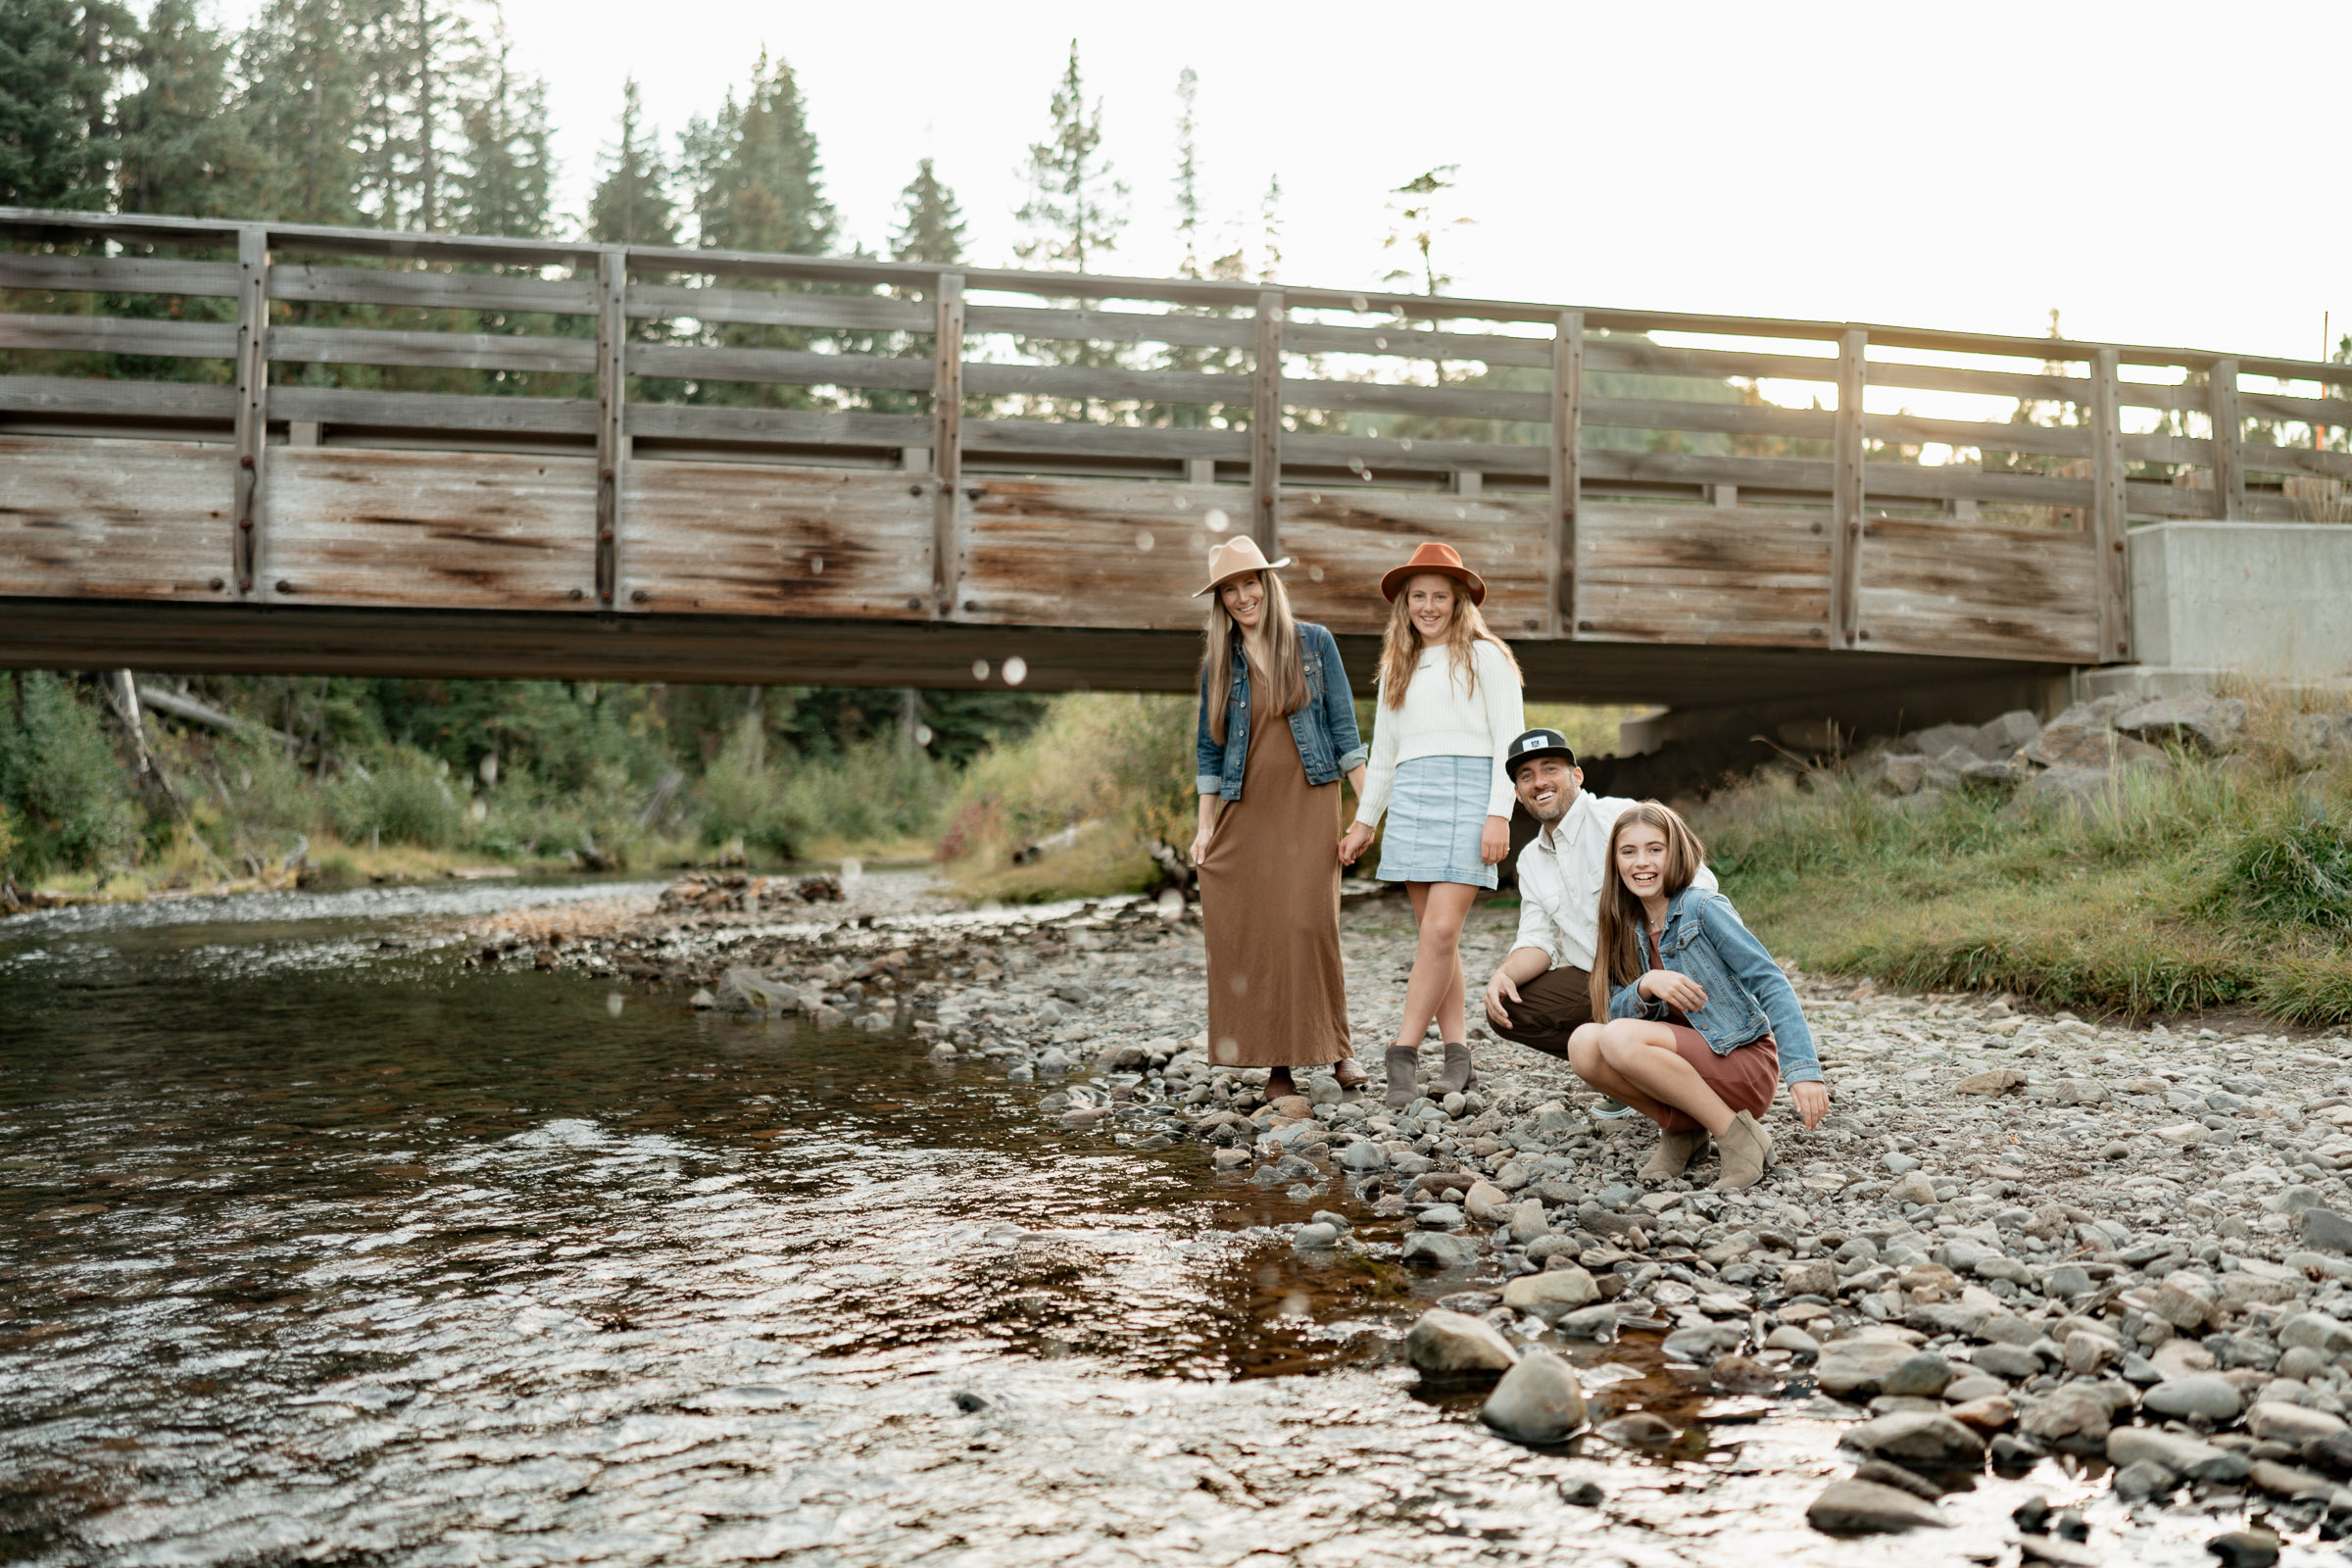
[1479,814,1510,866]
[1636,968,1709,1013]
[1789,1079,1831,1132]
[1482,967,1522,1026]
[1338,821,1374,866]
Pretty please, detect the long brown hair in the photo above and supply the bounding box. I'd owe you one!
[1591,801,1709,1019]
[1200,567,1309,745]
[1376,570,1523,710]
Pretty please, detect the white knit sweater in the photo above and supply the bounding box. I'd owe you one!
[1352,639,1525,828]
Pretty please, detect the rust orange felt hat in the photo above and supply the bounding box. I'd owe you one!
[1379,540,1486,606]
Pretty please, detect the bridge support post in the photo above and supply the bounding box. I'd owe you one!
[1830,327,1867,648]
[2205,357,2244,521]
[232,225,268,599]
[595,249,626,609]
[2089,347,2134,662]
[932,271,964,619]
[1550,310,1582,638]
[1251,289,1284,557]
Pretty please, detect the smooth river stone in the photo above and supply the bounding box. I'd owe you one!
[1480,1351,1586,1445]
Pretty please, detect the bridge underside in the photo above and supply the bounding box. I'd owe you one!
[0,595,2066,716]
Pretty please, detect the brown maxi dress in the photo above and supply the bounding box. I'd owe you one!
[1197,674,1351,1070]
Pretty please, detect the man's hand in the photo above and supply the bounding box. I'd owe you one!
[1479,814,1510,865]
[1789,1080,1830,1132]
[1338,821,1374,865]
[1636,969,1709,1012]
[1483,966,1522,1026]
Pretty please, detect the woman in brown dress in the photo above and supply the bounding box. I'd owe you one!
[1190,537,1369,1101]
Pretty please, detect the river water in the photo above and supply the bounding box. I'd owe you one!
[0,881,2246,1567]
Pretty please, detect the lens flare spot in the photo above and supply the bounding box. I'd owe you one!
[1003,657,1028,686]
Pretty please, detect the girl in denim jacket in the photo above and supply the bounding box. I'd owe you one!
[1191,537,1370,1099]
[1565,802,1830,1191]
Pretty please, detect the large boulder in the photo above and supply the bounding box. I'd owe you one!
[1480,1351,1586,1444]
[1815,1339,1915,1397]
[1401,1232,1479,1269]
[1501,1267,1599,1318]
[1402,1309,1517,1377]
[713,966,790,1014]
[1838,1411,1985,1467]
[1807,1480,1948,1535]
[2115,693,2246,754]
[2109,1426,2252,1485]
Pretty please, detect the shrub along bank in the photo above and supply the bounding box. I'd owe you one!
[1702,690,2352,1027]
[0,672,1037,902]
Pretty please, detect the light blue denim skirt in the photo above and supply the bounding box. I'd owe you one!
[1376,755,1497,889]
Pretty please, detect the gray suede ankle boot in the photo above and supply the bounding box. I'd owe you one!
[1383,1047,1420,1109]
[1432,1041,1475,1097]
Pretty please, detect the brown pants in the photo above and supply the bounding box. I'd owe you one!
[1487,965,1596,1060]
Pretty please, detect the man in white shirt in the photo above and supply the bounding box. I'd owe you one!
[1481,728,1718,1062]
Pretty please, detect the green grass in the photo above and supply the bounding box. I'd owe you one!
[1699,713,2352,1026]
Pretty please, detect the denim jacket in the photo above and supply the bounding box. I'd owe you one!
[1196,621,1368,801]
[1607,886,1823,1084]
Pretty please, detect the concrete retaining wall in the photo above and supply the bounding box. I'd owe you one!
[2131,520,2352,682]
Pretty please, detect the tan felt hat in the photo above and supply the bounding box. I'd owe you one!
[1195,535,1292,596]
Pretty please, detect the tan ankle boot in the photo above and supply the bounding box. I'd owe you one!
[1640,1127,1707,1182]
[1712,1110,1774,1192]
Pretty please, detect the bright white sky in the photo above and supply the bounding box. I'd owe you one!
[214,0,2350,373]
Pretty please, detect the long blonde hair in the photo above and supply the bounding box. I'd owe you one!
[1200,568,1309,745]
[1591,801,1709,1019]
[1377,572,1523,710]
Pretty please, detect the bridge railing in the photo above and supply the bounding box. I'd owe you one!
[4,207,2347,667]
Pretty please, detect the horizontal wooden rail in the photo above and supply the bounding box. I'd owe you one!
[9,201,2351,674]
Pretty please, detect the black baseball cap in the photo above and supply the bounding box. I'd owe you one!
[1505,728,1578,780]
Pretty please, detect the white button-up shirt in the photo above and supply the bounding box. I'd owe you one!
[1510,789,1718,972]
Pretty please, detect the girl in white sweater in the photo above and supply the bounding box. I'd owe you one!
[1339,542,1525,1108]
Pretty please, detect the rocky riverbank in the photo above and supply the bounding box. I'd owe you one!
[479,873,2352,1556]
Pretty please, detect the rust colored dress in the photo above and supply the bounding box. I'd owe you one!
[1197,675,1351,1070]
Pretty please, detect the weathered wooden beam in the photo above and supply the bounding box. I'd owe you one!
[1252,289,1284,556]
[1830,328,1866,649]
[233,226,268,599]
[2206,357,2246,519]
[1551,310,1582,640]
[595,249,626,610]
[0,312,235,357]
[2088,346,2132,662]
[933,272,964,619]
[270,324,595,374]
[268,262,596,315]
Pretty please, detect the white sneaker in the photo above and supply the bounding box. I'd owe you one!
[1591,1097,1638,1120]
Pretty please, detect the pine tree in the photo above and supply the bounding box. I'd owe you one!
[585,76,675,246]
[453,27,550,235]
[1381,165,1470,296]
[1170,67,1200,281]
[1013,41,1125,273]
[683,49,834,255]
[116,0,268,218]
[239,0,366,224]
[0,0,113,207]
[888,157,964,265]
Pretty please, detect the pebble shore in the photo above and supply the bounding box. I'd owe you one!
[507,872,2352,1552]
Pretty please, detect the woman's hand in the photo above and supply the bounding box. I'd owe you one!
[1636,968,1709,1012]
[1479,813,1510,865]
[1338,821,1374,865]
[1191,825,1214,867]
[1789,1080,1831,1132]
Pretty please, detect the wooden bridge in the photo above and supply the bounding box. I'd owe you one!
[5,207,2346,716]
